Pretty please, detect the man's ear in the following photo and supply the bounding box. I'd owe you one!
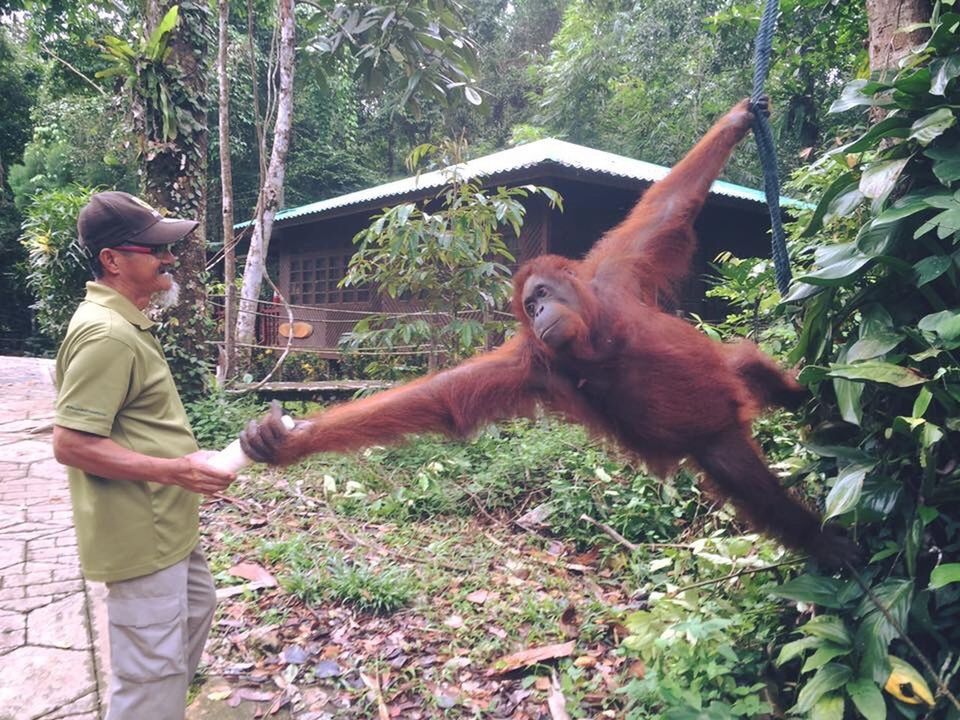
[99,248,121,276]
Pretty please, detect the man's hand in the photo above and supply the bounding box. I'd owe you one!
[240,400,293,464]
[169,451,237,495]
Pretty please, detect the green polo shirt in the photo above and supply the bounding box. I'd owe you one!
[55,282,200,583]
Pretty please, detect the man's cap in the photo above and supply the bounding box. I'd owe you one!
[78,191,199,254]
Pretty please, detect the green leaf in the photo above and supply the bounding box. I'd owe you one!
[913,255,953,286]
[913,386,933,417]
[909,108,956,146]
[796,664,853,713]
[914,207,960,239]
[146,6,179,60]
[840,115,913,154]
[918,310,960,346]
[834,377,863,426]
[811,693,844,720]
[773,576,856,609]
[860,158,911,201]
[776,636,820,667]
[830,80,886,113]
[924,144,960,184]
[801,173,857,237]
[848,331,903,361]
[931,55,960,94]
[856,580,913,682]
[930,563,960,588]
[848,679,886,720]
[798,242,872,286]
[803,644,853,673]
[802,616,853,646]
[827,361,926,387]
[825,462,874,521]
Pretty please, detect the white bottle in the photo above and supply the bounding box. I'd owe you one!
[207,415,296,473]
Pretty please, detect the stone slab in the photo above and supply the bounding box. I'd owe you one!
[0,646,95,719]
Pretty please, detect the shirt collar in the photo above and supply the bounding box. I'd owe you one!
[83,281,156,331]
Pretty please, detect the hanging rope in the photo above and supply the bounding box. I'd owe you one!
[749,0,792,295]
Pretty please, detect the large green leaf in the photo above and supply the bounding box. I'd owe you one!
[924,144,960,184]
[917,309,960,347]
[798,242,872,286]
[796,664,853,713]
[830,80,890,113]
[848,679,886,720]
[930,55,960,95]
[801,615,853,646]
[848,331,904,361]
[826,361,926,387]
[772,575,857,609]
[803,644,854,673]
[145,6,179,61]
[834,377,863,426]
[914,207,960,240]
[930,563,960,588]
[856,579,914,682]
[913,255,953,286]
[825,462,875,521]
[811,693,844,720]
[840,116,913,154]
[909,108,956,146]
[801,173,858,237]
[776,636,820,667]
[859,158,911,201]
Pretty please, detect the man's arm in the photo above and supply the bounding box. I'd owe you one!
[53,425,236,495]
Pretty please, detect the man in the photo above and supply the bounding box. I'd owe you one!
[53,191,236,719]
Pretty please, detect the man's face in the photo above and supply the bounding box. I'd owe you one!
[106,243,179,309]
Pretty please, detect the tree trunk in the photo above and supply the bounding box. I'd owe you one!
[218,0,236,383]
[865,0,931,76]
[235,0,295,357]
[141,0,212,397]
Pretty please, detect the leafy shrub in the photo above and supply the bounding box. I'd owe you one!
[771,3,960,715]
[184,391,266,450]
[19,186,96,343]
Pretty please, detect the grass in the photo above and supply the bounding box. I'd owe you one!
[198,415,796,718]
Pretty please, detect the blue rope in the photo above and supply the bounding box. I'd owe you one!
[749,0,792,296]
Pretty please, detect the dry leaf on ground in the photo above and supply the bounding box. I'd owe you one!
[488,641,575,675]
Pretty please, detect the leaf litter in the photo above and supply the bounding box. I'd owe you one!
[195,466,635,718]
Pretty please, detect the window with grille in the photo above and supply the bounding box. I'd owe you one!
[289,254,370,305]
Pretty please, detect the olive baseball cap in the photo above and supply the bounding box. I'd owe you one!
[78,191,199,253]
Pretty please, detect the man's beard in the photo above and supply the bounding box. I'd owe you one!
[148,277,181,316]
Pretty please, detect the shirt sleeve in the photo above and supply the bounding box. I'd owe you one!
[56,335,137,437]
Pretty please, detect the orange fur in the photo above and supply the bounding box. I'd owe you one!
[253,99,855,566]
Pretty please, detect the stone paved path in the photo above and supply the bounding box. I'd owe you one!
[0,356,107,720]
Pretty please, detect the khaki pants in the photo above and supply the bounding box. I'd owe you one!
[103,546,216,720]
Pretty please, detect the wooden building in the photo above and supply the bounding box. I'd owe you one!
[253,138,801,354]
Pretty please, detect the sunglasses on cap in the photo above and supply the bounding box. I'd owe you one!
[112,243,176,256]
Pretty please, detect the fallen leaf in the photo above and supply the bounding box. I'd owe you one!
[215,580,276,600]
[207,689,233,701]
[228,562,277,586]
[488,641,576,675]
[359,670,390,720]
[547,671,570,720]
[466,589,500,604]
[573,656,596,668]
[444,614,465,629]
[534,676,551,691]
[236,688,276,702]
[313,660,342,679]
